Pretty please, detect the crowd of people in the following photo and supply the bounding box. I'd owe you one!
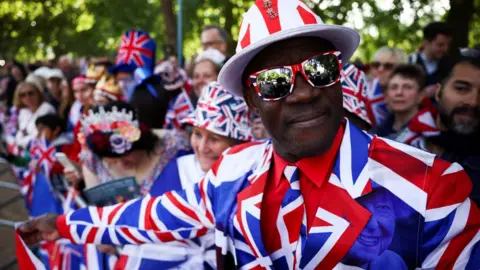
[2,0,479,269]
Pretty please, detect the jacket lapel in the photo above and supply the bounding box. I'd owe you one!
[235,143,274,267]
[299,121,373,269]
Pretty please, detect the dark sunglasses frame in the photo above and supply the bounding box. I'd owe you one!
[371,61,395,70]
[19,91,37,98]
[246,51,342,101]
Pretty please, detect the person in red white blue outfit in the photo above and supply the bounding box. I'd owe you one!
[20,0,480,269]
[109,30,156,100]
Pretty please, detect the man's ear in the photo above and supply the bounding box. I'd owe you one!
[434,83,442,103]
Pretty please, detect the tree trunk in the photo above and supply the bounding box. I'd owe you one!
[446,0,475,48]
[223,0,236,55]
[162,0,178,57]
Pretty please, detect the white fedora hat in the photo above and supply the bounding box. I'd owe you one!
[218,0,360,97]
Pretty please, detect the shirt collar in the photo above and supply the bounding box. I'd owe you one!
[272,124,345,188]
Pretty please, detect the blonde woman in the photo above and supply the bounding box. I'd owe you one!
[13,81,56,149]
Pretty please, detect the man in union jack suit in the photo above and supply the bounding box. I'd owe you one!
[20,0,480,269]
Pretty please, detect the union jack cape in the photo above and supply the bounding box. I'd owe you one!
[55,120,479,269]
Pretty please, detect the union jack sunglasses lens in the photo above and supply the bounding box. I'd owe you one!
[252,52,341,101]
[302,54,340,87]
[256,68,293,100]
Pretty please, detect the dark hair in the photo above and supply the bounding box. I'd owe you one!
[388,64,427,90]
[87,101,160,158]
[8,60,27,80]
[202,25,229,42]
[35,114,66,133]
[440,54,480,90]
[423,22,452,41]
[130,80,173,129]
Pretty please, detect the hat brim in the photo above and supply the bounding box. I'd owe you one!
[218,24,360,96]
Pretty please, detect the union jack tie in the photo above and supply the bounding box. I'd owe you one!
[274,166,307,269]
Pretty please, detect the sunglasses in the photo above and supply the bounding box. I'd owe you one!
[247,51,342,101]
[371,62,395,70]
[20,91,37,98]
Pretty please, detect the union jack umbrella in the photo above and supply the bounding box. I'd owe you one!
[111,30,156,74]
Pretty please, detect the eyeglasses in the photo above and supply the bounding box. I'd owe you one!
[371,62,395,70]
[247,51,342,101]
[202,40,224,49]
[19,90,36,98]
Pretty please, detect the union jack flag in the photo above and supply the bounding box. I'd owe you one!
[53,120,480,269]
[163,90,195,130]
[29,136,56,178]
[366,78,388,127]
[341,63,371,126]
[394,107,440,149]
[115,30,156,71]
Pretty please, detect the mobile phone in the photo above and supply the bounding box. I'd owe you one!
[54,152,76,171]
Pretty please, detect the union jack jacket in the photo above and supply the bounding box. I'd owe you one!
[57,120,480,269]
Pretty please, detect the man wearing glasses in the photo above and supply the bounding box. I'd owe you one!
[20,0,479,269]
[201,25,229,56]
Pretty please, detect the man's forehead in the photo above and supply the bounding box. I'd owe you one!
[450,63,480,84]
[201,28,220,39]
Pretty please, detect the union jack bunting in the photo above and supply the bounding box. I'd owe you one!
[113,30,156,73]
[55,120,480,269]
[341,63,371,126]
[163,89,195,130]
[181,82,253,141]
[366,78,388,127]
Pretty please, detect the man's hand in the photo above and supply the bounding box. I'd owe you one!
[18,213,60,246]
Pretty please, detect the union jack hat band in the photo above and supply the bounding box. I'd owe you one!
[181,82,253,142]
[218,0,360,97]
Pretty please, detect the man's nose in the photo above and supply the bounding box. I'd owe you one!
[285,73,317,104]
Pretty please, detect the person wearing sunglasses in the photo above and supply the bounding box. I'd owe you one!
[20,1,480,269]
[13,80,56,149]
[367,47,408,127]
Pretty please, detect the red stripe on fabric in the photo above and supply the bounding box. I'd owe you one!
[114,255,128,270]
[144,198,159,231]
[97,207,103,221]
[370,138,428,190]
[240,24,251,49]
[108,203,125,224]
[154,231,176,242]
[297,5,317,24]
[255,0,281,34]
[133,54,143,67]
[15,231,38,270]
[165,192,201,223]
[196,227,209,238]
[85,227,99,243]
[227,141,263,155]
[57,214,76,244]
[199,178,215,224]
[134,34,149,45]
[437,200,480,267]
[120,228,144,244]
[427,158,473,209]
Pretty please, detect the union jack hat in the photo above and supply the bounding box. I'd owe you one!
[110,30,156,74]
[218,0,360,96]
[181,82,253,142]
[341,63,372,126]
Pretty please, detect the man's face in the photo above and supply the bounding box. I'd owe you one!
[385,75,422,114]
[201,28,227,55]
[424,34,452,61]
[243,37,343,161]
[436,63,480,135]
[73,82,93,107]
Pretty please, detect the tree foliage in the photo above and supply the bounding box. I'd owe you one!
[1,0,478,63]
